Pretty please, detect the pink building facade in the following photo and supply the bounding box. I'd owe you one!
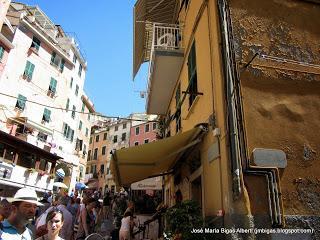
[129,121,158,146]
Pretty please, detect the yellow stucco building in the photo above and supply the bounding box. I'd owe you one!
[111,0,320,234]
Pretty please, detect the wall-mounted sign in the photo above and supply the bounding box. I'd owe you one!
[208,141,220,163]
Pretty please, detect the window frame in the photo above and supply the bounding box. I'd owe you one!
[15,94,27,111]
[42,108,51,123]
[24,60,35,80]
[187,42,198,108]
[135,127,140,135]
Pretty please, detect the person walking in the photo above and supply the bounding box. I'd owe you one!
[35,209,64,240]
[74,198,97,240]
[0,187,43,240]
[119,211,135,240]
[103,192,111,220]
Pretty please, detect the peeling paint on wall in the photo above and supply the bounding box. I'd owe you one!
[229,0,320,217]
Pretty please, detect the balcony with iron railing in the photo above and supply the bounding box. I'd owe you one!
[146,23,184,115]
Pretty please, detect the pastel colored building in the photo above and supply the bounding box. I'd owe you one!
[129,121,157,146]
[0,2,92,194]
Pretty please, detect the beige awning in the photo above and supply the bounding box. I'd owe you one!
[110,127,204,187]
[133,0,178,79]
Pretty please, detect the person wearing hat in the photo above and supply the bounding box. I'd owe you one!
[0,187,42,240]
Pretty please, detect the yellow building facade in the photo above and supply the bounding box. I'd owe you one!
[120,0,320,234]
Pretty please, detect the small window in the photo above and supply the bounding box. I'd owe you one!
[100,164,105,174]
[75,85,79,96]
[83,144,87,154]
[96,135,99,142]
[113,135,117,143]
[78,64,82,77]
[37,132,48,142]
[79,120,82,130]
[134,142,139,146]
[144,139,149,144]
[71,105,76,119]
[65,98,70,110]
[90,137,92,144]
[135,127,139,135]
[73,54,77,64]
[87,150,91,161]
[50,51,56,65]
[115,126,118,131]
[59,59,65,73]
[86,128,89,137]
[188,42,198,108]
[102,146,106,155]
[23,60,35,80]
[0,46,4,61]
[103,133,107,140]
[81,102,85,112]
[145,124,150,132]
[49,77,57,95]
[88,114,91,121]
[15,94,27,111]
[121,133,126,141]
[153,122,157,130]
[42,108,51,122]
[70,77,73,88]
[123,123,127,129]
[31,36,41,51]
[93,148,98,160]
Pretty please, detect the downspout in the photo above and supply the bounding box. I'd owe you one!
[217,0,284,228]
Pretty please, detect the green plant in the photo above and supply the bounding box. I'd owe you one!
[165,200,204,240]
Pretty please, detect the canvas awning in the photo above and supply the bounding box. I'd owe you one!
[133,0,178,79]
[110,126,205,187]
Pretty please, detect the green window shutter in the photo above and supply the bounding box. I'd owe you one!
[81,102,85,112]
[66,98,70,110]
[86,128,89,137]
[42,108,51,122]
[70,78,73,88]
[75,85,79,96]
[16,94,27,110]
[72,105,76,119]
[78,64,82,77]
[24,61,35,79]
[0,46,4,61]
[59,59,65,72]
[79,121,82,130]
[49,78,57,94]
[70,129,74,142]
[50,52,56,65]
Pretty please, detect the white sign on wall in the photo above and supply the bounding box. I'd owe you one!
[131,176,162,190]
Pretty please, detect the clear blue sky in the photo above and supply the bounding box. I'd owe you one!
[21,0,148,117]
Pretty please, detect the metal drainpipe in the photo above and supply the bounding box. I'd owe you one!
[217,0,242,199]
[217,0,284,229]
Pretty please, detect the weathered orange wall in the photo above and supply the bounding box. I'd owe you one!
[230,0,320,215]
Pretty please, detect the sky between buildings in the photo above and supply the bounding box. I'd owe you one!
[20,0,148,118]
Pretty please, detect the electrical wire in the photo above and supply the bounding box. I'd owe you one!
[0,92,158,122]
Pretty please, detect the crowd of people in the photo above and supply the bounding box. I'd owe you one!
[0,186,139,240]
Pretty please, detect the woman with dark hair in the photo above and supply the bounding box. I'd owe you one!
[74,198,97,240]
[35,209,64,240]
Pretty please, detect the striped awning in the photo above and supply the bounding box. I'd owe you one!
[133,0,179,79]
